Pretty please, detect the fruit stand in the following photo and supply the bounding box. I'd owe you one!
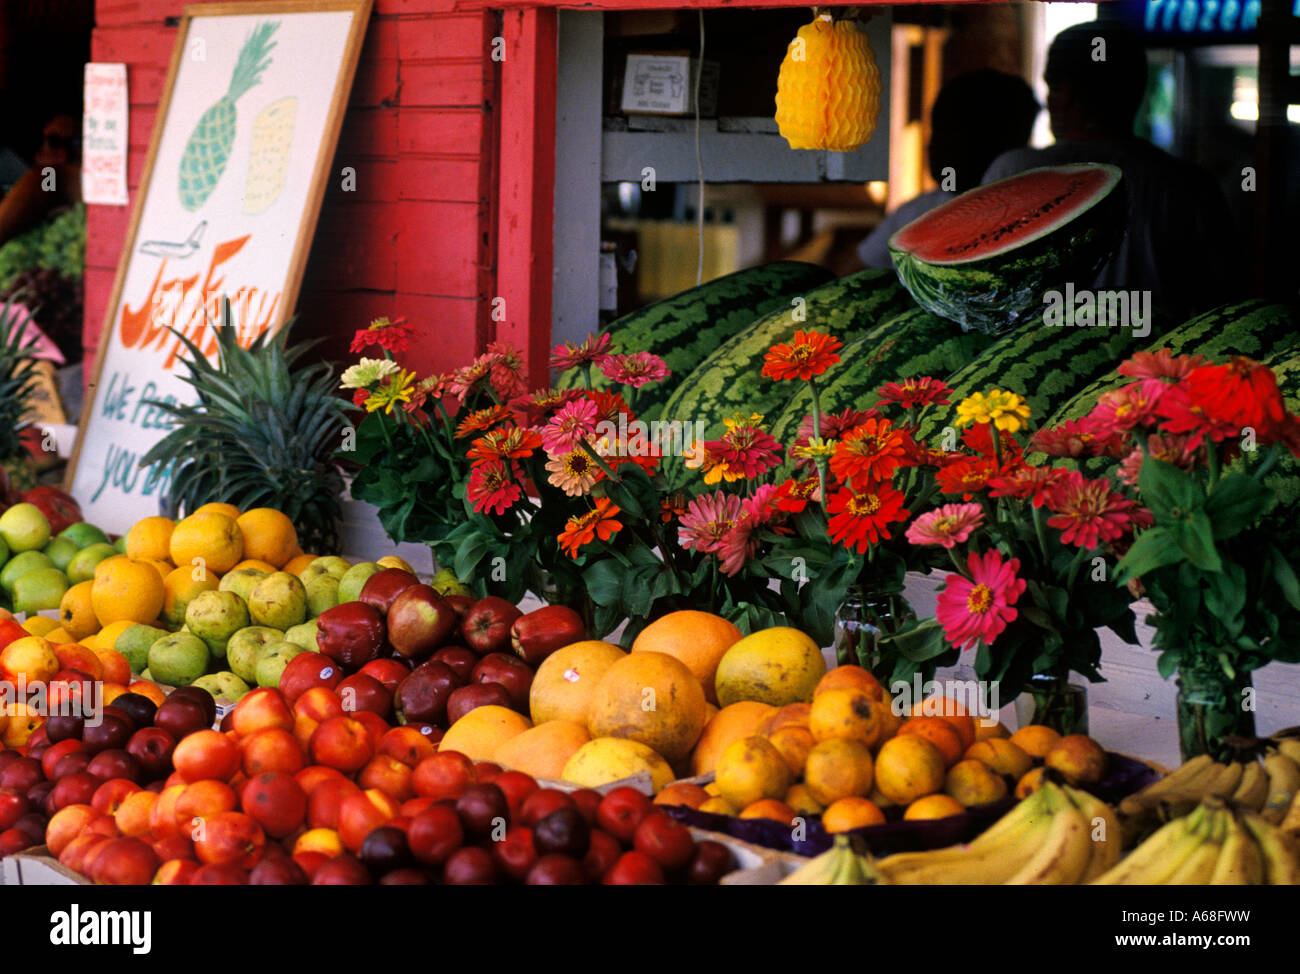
[0,0,1295,937]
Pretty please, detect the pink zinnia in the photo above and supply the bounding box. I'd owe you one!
[466,460,521,515]
[599,352,670,388]
[678,492,744,555]
[797,407,881,443]
[717,484,781,576]
[540,398,599,456]
[706,424,783,479]
[1046,470,1150,549]
[905,504,984,549]
[1117,433,1202,486]
[1084,379,1167,438]
[1029,419,1098,459]
[1119,348,1206,380]
[550,333,613,372]
[484,342,528,401]
[935,549,1026,651]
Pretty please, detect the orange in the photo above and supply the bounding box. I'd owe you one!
[757,702,812,736]
[232,558,279,574]
[1,636,59,683]
[964,738,1033,781]
[698,796,738,817]
[529,640,626,726]
[169,511,245,576]
[897,716,965,767]
[821,795,886,832]
[439,705,531,763]
[125,516,176,562]
[236,508,299,568]
[944,758,1009,807]
[95,620,137,652]
[284,553,317,577]
[739,799,797,826]
[492,719,589,780]
[92,647,133,686]
[873,734,946,805]
[809,687,884,747]
[974,720,1011,742]
[654,782,711,810]
[630,610,742,706]
[803,737,874,806]
[909,697,977,751]
[193,502,243,520]
[903,793,966,821]
[1009,724,1061,760]
[586,651,708,764]
[140,559,175,584]
[1043,734,1108,786]
[784,783,824,818]
[689,700,776,776]
[91,557,166,627]
[58,580,99,640]
[714,736,792,810]
[162,564,221,629]
[1015,767,1047,799]
[814,664,886,702]
[767,724,817,777]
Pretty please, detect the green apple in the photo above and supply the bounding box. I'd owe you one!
[255,641,308,689]
[305,573,339,617]
[42,536,79,574]
[0,503,51,553]
[225,626,283,684]
[283,619,319,652]
[192,671,251,703]
[248,572,308,630]
[431,567,474,598]
[0,550,53,595]
[14,567,69,614]
[59,522,111,548]
[147,632,210,686]
[185,590,250,660]
[66,543,118,585]
[218,568,266,604]
[301,556,351,586]
[114,536,127,554]
[337,562,380,604]
[115,623,170,675]
[0,535,9,567]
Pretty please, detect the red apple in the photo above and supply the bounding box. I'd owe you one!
[460,597,522,656]
[394,661,459,726]
[21,486,82,535]
[445,682,512,725]
[126,727,176,782]
[358,568,420,615]
[412,751,476,801]
[582,828,623,882]
[358,658,411,693]
[602,850,665,885]
[470,653,533,712]
[520,788,576,828]
[443,594,475,621]
[510,605,585,666]
[408,804,463,866]
[430,645,478,682]
[633,811,694,872]
[316,602,387,671]
[494,826,538,881]
[387,585,458,661]
[337,673,393,719]
[309,716,373,774]
[278,652,345,705]
[596,786,655,843]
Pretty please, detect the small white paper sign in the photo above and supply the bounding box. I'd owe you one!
[82,63,129,206]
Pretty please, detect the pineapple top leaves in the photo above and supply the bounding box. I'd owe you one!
[228,21,279,103]
[140,299,349,552]
[0,300,42,463]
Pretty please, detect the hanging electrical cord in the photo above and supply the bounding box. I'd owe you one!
[694,8,706,286]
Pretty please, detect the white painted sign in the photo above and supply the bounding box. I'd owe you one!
[82,63,129,206]
[620,54,718,116]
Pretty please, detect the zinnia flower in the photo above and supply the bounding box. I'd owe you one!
[455,405,513,439]
[364,370,417,414]
[545,445,603,497]
[988,465,1070,508]
[446,359,490,401]
[340,358,400,390]
[960,423,1023,461]
[467,426,543,465]
[587,390,634,427]
[510,387,584,426]
[1030,419,1099,459]
[1083,379,1167,438]
[404,373,452,415]
[466,460,521,515]
[484,342,528,401]
[934,456,998,499]
[828,418,909,488]
[550,332,612,372]
[557,498,622,559]
[705,420,783,480]
[599,352,670,388]
[1046,470,1151,549]
[540,398,599,456]
[935,549,1026,651]
[798,407,881,443]
[1119,348,1205,380]
[717,485,782,576]
[1117,433,1202,486]
[906,504,984,549]
[678,492,745,555]
[660,493,689,523]
[1152,381,1241,446]
[826,484,909,553]
[762,331,842,381]
[877,377,952,410]
[954,390,1031,432]
[1181,357,1288,443]
[774,477,821,513]
[349,316,414,356]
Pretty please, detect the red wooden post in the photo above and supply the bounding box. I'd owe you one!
[494,6,557,387]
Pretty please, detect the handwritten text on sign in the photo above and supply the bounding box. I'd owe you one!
[82,63,129,206]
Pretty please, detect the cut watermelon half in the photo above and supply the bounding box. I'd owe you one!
[888,163,1126,334]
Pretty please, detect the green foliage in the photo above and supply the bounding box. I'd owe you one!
[0,203,85,291]
[0,300,41,462]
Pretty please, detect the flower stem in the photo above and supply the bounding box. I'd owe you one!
[809,377,829,508]
[579,439,622,484]
[1031,501,1050,562]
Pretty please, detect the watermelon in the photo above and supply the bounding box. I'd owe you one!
[889,163,1126,334]
[557,261,834,421]
[758,308,999,477]
[655,269,914,485]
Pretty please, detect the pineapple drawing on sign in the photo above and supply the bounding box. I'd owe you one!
[243,96,297,214]
[178,20,280,211]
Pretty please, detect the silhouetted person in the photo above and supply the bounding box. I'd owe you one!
[859,70,1039,269]
[982,22,1242,320]
[0,114,81,247]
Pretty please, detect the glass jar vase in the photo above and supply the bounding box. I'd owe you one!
[832,585,916,672]
[1013,673,1090,736]
[1175,667,1256,762]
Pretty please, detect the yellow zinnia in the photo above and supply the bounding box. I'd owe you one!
[954,389,1031,432]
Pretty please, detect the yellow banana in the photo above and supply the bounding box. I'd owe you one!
[1120,754,1215,815]
[1206,762,1246,798]
[1004,796,1093,885]
[1092,805,1209,885]
[1280,790,1300,837]
[1064,786,1123,882]
[1210,812,1265,884]
[880,809,1057,885]
[1261,752,1300,825]
[779,835,887,884]
[1166,810,1226,884]
[1241,813,1300,885]
[1230,760,1269,812]
[1275,738,1300,765]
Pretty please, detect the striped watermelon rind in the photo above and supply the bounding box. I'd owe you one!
[889,163,1127,335]
[557,261,835,421]
[656,269,915,486]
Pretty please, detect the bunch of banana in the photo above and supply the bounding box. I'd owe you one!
[876,782,1118,885]
[1119,755,1246,818]
[778,834,889,885]
[1092,799,1299,884]
[1261,740,1300,825]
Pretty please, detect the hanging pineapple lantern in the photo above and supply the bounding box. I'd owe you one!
[775,11,882,151]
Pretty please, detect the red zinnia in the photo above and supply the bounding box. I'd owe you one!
[467,426,543,465]
[705,424,783,480]
[762,331,842,381]
[877,376,952,410]
[349,316,414,356]
[1118,348,1206,380]
[988,465,1070,508]
[934,456,998,499]
[1046,470,1151,549]
[1181,357,1288,443]
[466,460,521,515]
[826,483,909,554]
[455,405,513,439]
[774,476,821,513]
[550,332,613,372]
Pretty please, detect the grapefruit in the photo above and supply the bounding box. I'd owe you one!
[714,626,826,707]
[689,700,776,776]
[528,640,625,725]
[630,610,741,706]
[493,720,590,780]
[586,651,707,764]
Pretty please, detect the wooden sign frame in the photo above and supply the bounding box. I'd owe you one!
[66,0,372,528]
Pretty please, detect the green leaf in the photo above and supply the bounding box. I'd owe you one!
[1019,606,1056,630]
[1204,473,1273,539]
[1269,546,1300,611]
[1115,527,1182,582]
[582,559,624,607]
[1138,456,1204,521]
[454,534,490,582]
[880,620,950,663]
[1170,512,1222,572]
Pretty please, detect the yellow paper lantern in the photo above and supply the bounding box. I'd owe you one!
[775,14,882,152]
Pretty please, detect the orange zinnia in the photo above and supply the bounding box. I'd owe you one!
[762,330,842,381]
[828,418,909,488]
[558,498,623,559]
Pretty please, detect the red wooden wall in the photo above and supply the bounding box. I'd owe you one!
[86,0,497,384]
